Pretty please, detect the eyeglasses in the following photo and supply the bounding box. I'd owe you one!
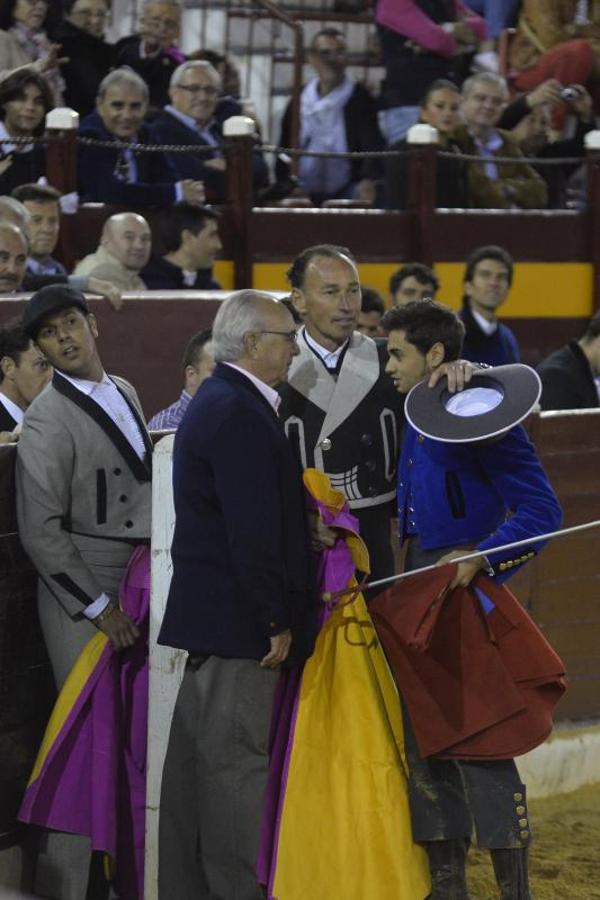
[258,330,298,344]
[143,16,179,30]
[175,84,219,97]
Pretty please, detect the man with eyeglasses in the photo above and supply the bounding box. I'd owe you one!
[276,27,384,206]
[152,60,268,202]
[115,0,185,111]
[54,0,114,117]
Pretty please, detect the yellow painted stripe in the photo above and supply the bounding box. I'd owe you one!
[27,632,108,786]
[213,260,234,290]
[252,262,593,318]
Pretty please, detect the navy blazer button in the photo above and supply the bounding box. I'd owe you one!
[119,495,127,502]
[360,433,373,446]
[125,520,133,528]
[417,434,425,443]
[114,468,122,476]
[365,459,376,472]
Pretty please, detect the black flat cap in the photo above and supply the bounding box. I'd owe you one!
[23,285,89,338]
[405,364,542,444]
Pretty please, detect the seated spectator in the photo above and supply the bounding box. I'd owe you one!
[12,181,65,275]
[375,0,487,144]
[385,78,468,208]
[78,68,206,208]
[0,319,50,439]
[0,0,65,104]
[114,0,185,112]
[189,48,242,101]
[511,85,594,208]
[537,311,600,410]
[509,1,600,128]
[276,27,384,206]
[0,69,52,195]
[460,244,520,365]
[0,219,28,292]
[0,194,121,301]
[151,60,268,203]
[357,286,385,337]
[74,212,152,290]
[53,0,115,117]
[142,203,222,289]
[452,72,548,209]
[389,262,439,306]
[147,328,214,429]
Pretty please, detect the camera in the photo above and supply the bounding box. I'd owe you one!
[560,87,579,102]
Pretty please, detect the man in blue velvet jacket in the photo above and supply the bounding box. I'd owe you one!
[157,290,319,900]
[382,299,561,900]
[78,68,206,209]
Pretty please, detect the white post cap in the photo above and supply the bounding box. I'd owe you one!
[222,115,255,137]
[407,123,439,145]
[584,130,600,151]
[45,108,80,130]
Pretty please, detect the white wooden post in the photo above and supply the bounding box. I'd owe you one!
[145,435,186,900]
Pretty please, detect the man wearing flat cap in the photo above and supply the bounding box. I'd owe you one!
[16,284,152,900]
[380,299,562,900]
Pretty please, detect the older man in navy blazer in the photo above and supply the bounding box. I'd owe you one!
[158,290,319,900]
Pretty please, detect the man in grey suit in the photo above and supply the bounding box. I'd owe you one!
[16,284,152,900]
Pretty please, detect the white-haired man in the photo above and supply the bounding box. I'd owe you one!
[78,67,206,208]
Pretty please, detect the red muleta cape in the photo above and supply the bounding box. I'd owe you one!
[370,563,566,760]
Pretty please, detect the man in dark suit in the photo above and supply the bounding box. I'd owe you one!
[158,290,319,900]
[537,311,600,409]
[78,68,206,209]
[151,60,268,203]
[0,321,51,440]
[142,202,222,290]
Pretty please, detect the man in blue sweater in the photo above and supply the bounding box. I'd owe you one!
[383,299,561,900]
[459,244,521,366]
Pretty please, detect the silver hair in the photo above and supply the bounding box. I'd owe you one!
[462,71,509,100]
[170,60,222,90]
[0,197,31,245]
[97,67,149,103]
[142,0,181,10]
[212,290,278,363]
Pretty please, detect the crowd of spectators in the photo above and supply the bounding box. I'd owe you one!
[0,0,597,211]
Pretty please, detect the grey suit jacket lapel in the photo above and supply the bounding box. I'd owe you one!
[287,331,380,444]
[52,372,152,482]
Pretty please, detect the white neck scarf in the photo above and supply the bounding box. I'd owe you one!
[298,76,354,195]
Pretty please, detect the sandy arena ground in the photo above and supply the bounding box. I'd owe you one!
[466,781,600,899]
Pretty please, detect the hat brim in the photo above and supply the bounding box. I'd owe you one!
[405,364,542,444]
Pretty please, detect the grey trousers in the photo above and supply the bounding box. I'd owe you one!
[158,656,280,900]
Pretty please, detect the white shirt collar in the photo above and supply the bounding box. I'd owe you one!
[59,369,111,394]
[223,363,281,413]
[470,306,498,335]
[0,120,31,154]
[0,392,24,425]
[302,326,348,368]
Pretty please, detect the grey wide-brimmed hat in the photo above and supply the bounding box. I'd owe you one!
[405,364,542,443]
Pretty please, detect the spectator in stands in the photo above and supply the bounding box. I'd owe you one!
[384,78,468,208]
[151,60,268,203]
[375,0,487,144]
[142,203,222,290]
[115,0,185,112]
[0,0,65,104]
[0,68,52,195]
[0,194,123,306]
[276,27,385,206]
[389,262,439,306]
[0,220,28,292]
[466,0,520,68]
[357,286,385,337]
[460,244,520,365]
[537,311,600,410]
[453,72,548,208]
[509,1,600,128]
[12,181,65,275]
[511,84,594,208]
[0,319,50,439]
[78,68,206,209]
[189,48,242,101]
[147,328,214,429]
[74,212,152,290]
[53,0,115,117]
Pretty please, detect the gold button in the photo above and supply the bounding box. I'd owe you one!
[499,563,506,571]
[520,829,530,841]
[513,793,523,802]
[518,818,528,828]
[506,560,514,568]
[320,438,332,451]
[516,805,526,815]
